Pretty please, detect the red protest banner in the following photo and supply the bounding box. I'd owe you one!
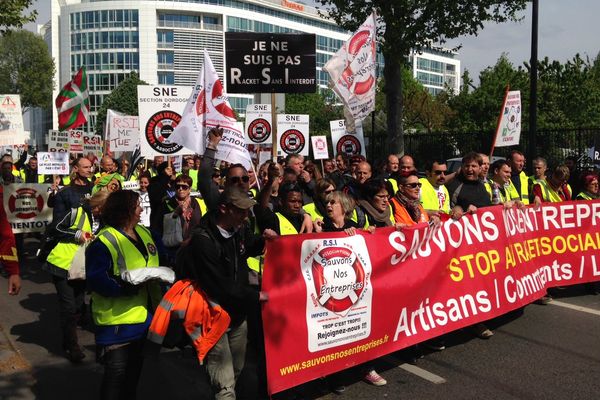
[261,201,600,394]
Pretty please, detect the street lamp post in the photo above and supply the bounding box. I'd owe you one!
[528,0,539,168]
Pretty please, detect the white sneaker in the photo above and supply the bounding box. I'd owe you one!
[364,369,387,386]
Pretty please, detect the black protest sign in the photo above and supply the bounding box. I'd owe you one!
[225,32,316,93]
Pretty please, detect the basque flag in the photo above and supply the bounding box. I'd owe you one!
[55,67,90,131]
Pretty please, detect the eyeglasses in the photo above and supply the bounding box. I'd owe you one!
[403,182,422,189]
[324,189,334,195]
[374,194,389,200]
[229,175,250,184]
[327,200,338,205]
[433,170,447,176]
[176,184,190,190]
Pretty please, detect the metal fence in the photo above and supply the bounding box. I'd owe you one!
[365,128,600,170]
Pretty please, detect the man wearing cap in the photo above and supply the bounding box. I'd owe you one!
[177,186,276,399]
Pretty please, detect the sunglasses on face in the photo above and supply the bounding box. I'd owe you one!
[324,189,334,195]
[403,182,422,189]
[229,175,250,184]
[176,184,190,190]
[433,170,446,176]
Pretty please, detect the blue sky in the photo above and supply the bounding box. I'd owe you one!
[26,0,600,84]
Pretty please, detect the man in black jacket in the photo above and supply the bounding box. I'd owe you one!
[179,186,275,399]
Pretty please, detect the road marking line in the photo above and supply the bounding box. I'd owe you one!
[550,300,600,316]
[399,363,446,384]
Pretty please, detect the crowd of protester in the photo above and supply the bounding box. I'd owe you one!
[1,130,600,399]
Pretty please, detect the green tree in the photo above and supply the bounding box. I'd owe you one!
[0,0,36,33]
[318,0,527,155]
[447,54,529,132]
[94,73,149,134]
[285,91,343,135]
[0,29,54,110]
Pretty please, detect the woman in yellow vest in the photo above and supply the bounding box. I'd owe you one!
[303,178,336,222]
[532,165,573,205]
[575,173,599,200]
[42,189,109,362]
[314,190,388,388]
[86,190,165,399]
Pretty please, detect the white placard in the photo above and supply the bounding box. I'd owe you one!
[0,95,26,145]
[2,183,53,233]
[494,90,521,147]
[137,85,195,157]
[2,183,52,233]
[311,136,329,160]
[245,104,272,144]
[83,134,102,155]
[37,152,70,175]
[330,119,366,157]
[106,110,139,152]
[301,236,373,352]
[277,114,309,157]
[68,130,84,153]
[122,181,140,191]
[48,130,70,152]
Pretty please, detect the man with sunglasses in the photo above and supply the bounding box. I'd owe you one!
[420,159,452,215]
[199,127,254,212]
[390,173,431,226]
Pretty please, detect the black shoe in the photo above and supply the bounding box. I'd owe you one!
[65,345,85,363]
[423,339,446,351]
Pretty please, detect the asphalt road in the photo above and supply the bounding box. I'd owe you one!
[1,238,600,400]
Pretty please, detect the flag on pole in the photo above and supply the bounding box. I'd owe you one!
[169,50,253,169]
[55,67,90,131]
[323,11,377,124]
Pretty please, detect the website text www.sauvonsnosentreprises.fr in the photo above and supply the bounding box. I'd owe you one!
[278,335,389,376]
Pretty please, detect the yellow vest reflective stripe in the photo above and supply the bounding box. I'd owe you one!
[303,202,323,222]
[276,212,298,235]
[419,178,450,213]
[46,207,91,271]
[577,192,593,200]
[386,178,398,195]
[91,225,161,326]
[536,180,572,203]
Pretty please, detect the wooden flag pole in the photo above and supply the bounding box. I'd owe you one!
[490,85,510,159]
[271,92,278,161]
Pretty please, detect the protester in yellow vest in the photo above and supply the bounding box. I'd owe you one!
[303,178,335,222]
[485,160,522,205]
[508,150,530,205]
[532,165,573,205]
[576,173,600,200]
[420,159,451,215]
[313,189,388,388]
[86,190,166,399]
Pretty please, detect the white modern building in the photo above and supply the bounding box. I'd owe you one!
[47,0,461,132]
[49,0,352,131]
[410,47,461,95]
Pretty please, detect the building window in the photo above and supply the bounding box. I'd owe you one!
[158,72,175,85]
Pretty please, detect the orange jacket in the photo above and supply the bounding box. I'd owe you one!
[390,197,429,226]
[148,279,230,364]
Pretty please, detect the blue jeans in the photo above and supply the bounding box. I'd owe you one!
[205,320,248,399]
